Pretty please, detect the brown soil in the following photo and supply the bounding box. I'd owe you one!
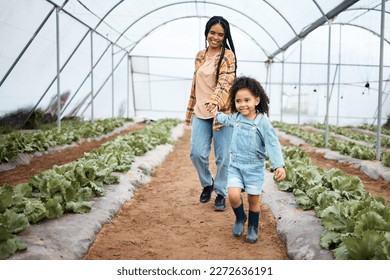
[0,123,146,186]
[1,123,388,260]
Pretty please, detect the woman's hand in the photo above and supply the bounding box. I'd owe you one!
[205,103,219,116]
[274,167,286,182]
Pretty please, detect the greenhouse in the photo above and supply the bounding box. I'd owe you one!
[0,0,390,271]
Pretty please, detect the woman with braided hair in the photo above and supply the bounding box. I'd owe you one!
[185,16,237,211]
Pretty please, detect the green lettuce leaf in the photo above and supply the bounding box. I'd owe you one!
[0,184,14,213]
[0,236,27,260]
[65,201,92,214]
[2,209,29,233]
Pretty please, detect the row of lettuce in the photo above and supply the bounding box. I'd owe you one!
[275,146,390,260]
[0,118,130,163]
[0,118,181,260]
[357,123,390,137]
[312,123,390,149]
[271,121,390,259]
[273,122,390,168]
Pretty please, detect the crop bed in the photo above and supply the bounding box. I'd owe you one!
[1,120,389,260]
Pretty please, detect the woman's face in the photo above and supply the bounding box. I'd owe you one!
[207,23,224,50]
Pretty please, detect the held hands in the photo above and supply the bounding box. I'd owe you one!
[274,167,286,182]
[205,103,219,116]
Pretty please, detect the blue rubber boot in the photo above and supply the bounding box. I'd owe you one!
[232,203,247,237]
[246,211,259,243]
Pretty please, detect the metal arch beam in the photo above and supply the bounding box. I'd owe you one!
[126,15,270,57]
[0,6,56,87]
[345,7,390,17]
[336,7,389,41]
[263,0,298,36]
[69,0,132,43]
[268,0,359,59]
[88,0,125,30]
[112,1,281,50]
[333,22,390,45]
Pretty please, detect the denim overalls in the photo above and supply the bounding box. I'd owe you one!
[216,112,284,195]
[228,113,265,194]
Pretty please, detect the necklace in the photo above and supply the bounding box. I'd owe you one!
[206,48,220,59]
[206,53,218,60]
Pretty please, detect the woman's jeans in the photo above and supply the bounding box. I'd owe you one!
[190,115,232,197]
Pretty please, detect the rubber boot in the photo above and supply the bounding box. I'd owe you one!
[232,203,247,237]
[246,211,259,243]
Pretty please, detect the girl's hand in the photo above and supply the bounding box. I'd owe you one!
[274,167,286,182]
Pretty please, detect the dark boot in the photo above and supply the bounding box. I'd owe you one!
[232,203,247,237]
[199,179,214,203]
[246,211,259,243]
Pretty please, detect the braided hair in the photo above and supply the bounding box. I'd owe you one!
[229,76,270,116]
[204,16,237,84]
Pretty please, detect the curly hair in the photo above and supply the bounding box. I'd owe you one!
[229,76,270,116]
[204,16,237,84]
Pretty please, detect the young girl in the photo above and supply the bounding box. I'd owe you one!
[211,76,286,243]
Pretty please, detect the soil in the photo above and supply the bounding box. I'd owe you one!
[1,123,389,260]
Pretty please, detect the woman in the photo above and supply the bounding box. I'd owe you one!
[185,16,237,211]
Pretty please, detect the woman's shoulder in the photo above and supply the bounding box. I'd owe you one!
[223,48,235,58]
[224,49,234,55]
[195,49,206,57]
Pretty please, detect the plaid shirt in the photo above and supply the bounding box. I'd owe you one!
[185,48,236,130]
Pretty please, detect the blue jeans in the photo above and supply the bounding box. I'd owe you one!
[190,115,232,197]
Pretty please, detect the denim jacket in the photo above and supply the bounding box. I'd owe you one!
[216,112,285,170]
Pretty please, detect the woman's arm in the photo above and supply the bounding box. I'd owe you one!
[206,50,236,111]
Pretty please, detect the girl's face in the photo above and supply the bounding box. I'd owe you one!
[207,23,224,51]
[234,88,260,120]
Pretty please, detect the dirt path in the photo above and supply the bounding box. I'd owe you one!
[83,127,289,260]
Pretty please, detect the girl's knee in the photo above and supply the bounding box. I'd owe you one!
[228,188,243,207]
[247,194,260,211]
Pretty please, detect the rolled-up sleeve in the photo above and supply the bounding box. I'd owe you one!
[207,49,236,110]
[209,49,236,130]
[185,51,204,126]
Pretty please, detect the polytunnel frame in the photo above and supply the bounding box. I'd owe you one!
[71,0,388,151]
[0,0,387,159]
[5,0,283,129]
[0,0,362,123]
[73,2,278,122]
[269,1,387,160]
[110,0,377,152]
[20,0,133,128]
[112,0,282,54]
